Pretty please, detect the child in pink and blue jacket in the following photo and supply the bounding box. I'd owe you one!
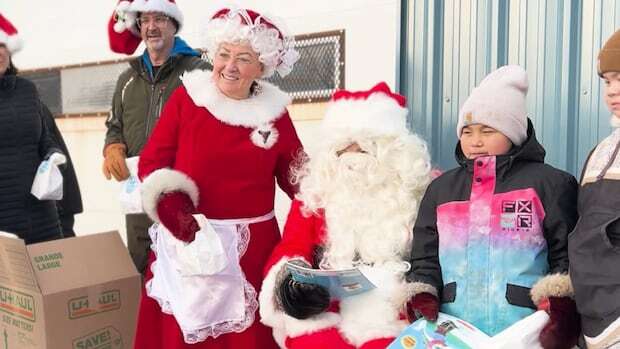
[406,65,580,349]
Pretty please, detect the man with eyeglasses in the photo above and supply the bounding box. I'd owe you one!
[104,0,210,275]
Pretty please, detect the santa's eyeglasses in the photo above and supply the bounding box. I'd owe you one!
[136,15,170,30]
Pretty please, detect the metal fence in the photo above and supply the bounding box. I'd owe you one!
[267,30,345,103]
[20,29,345,117]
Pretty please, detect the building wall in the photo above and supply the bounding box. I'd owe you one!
[5,0,401,91]
[400,0,620,175]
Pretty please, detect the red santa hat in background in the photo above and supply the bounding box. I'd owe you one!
[0,14,22,54]
[321,82,410,142]
[107,0,184,55]
[202,6,299,78]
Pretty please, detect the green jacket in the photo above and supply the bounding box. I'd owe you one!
[105,54,210,156]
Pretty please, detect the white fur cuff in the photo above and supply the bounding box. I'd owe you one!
[140,168,199,223]
[407,281,438,298]
[284,312,341,337]
[530,273,573,306]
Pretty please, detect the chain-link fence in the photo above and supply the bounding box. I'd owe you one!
[267,30,345,104]
[20,29,345,117]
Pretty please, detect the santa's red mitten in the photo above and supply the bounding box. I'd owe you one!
[538,296,581,349]
[156,192,200,242]
[407,292,439,322]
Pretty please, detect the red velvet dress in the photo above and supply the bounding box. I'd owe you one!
[135,70,303,349]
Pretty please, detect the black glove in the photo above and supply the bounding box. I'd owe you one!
[278,274,330,319]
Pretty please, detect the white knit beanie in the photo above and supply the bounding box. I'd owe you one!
[457,65,529,146]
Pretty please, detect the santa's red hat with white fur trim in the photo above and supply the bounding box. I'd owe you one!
[0,14,22,54]
[321,82,409,140]
[107,0,184,55]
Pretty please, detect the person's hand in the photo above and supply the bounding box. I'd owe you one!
[157,191,200,243]
[278,274,330,319]
[538,296,580,349]
[102,143,130,181]
[407,292,439,322]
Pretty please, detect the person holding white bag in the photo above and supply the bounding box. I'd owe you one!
[0,14,65,244]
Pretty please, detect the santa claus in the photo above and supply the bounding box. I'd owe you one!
[258,82,432,349]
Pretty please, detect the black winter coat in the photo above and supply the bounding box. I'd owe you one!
[0,75,63,244]
[569,127,620,339]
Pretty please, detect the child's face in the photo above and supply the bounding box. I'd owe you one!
[460,124,513,159]
[603,71,620,118]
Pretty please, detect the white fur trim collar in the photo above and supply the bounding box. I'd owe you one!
[181,69,291,130]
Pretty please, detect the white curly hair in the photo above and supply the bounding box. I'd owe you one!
[202,7,299,78]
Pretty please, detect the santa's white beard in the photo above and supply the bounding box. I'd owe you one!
[318,153,412,269]
[294,134,432,269]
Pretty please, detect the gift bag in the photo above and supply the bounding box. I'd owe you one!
[31,153,66,200]
[119,157,143,214]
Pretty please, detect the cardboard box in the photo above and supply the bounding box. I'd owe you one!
[0,231,141,349]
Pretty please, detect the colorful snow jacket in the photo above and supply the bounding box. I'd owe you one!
[407,120,578,335]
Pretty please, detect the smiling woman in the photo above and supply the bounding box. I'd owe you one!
[132,6,303,349]
[212,43,263,100]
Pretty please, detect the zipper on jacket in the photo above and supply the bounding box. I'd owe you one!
[156,86,165,118]
[144,83,156,138]
[143,57,175,138]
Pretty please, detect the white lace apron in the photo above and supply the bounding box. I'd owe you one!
[146,211,275,344]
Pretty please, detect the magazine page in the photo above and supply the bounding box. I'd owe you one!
[285,261,376,299]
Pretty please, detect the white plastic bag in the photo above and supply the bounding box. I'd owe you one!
[31,152,66,200]
[175,215,228,276]
[119,157,143,214]
[491,310,549,349]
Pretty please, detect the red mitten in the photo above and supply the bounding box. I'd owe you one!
[538,296,581,349]
[156,192,200,242]
[407,292,439,322]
